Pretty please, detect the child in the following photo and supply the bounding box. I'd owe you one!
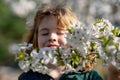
[18,4,103,80]
[19,5,77,80]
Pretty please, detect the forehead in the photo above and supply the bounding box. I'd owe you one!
[38,15,66,30]
[38,16,56,29]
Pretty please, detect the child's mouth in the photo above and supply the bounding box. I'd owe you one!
[47,44,58,48]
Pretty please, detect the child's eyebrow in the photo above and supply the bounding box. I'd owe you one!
[39,28,49,32]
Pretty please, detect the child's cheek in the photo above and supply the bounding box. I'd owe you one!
[38,36,46,48]
[59,37,68,46]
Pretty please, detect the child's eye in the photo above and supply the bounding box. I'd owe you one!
[41,33,49,36]
[39,29,49,36]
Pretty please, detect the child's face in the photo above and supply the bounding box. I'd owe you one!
[38,16,68,49]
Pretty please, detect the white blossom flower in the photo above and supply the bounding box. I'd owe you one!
[117,51,120,58]
[105,45,117,55]
[59,45,71,57]
[39,47,57,65]
[31,63,49,74]
[64,64,75,72]
[66,21,93,56]
[113,37,120,44]
[18,60,30,72]
[30,49,40,59]
[91,18,114,38]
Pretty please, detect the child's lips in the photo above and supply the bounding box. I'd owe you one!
[47,44,58,48]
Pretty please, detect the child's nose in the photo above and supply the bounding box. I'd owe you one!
[49,33,57,42]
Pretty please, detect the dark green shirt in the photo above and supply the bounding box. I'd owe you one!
[18,70,103,80]
[18,70,54,80]
[59,70,103,80]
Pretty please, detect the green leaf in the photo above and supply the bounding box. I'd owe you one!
[55,47,60,53]
[94,19,103,26]
[98,36,106,41]
[111,27,120,36]
[90,42,96,47]
[99,27,105,32]
[15,50,25,61]
[102,38,112,48]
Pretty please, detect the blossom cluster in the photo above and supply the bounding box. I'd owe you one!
[12,42,58,74]
[11,18,120,73]
[91,19,120,68]
[68,19,120,69]
[66,21,99,72]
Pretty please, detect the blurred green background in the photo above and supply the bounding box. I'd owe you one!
[0,0,26,66]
